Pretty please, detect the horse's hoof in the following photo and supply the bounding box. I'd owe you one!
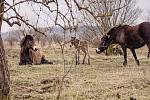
[76,63,80,65]
[136,60,140,66]
[130,97,137,100]
[123,62,127,66]
[137,63,140,66]
[19,62,22,65]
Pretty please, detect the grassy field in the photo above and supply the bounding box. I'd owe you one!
[5,45,150,100]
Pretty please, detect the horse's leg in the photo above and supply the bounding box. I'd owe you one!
[148,50,150,58]
[147,49,150,58]
[86,47,90,65]
[105,48,108,56]
[130,49,140,66]
[75,50,78,65]
[82,50,87,64]
[87,51,90,65]
[78,49,80,64]
[147,44,150,58]
[122,46,127,66]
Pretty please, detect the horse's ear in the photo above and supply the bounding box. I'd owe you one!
[113,25,119,29]
[71,36,76,39]
[107,34,110,38]
[105,30,110,38]
[116,24,122,28]
[32,34,36,37]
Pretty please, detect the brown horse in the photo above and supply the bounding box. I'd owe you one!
[19,35,53,65]
[96,22,150,66]
[29,48,43,65]
[70,37,90,65]
[29,48,53,65]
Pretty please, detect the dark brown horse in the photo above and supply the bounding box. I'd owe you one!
[96,22,150,66]
[19,35,35,65]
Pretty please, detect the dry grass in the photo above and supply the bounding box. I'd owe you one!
[5,45,150,100]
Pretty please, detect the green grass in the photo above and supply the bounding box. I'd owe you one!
[5,45,150,100]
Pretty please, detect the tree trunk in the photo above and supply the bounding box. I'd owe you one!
[0,1,10,100]
[0,33,10,100]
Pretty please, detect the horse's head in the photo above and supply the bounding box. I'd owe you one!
[96,25,128,54]
[96,34,113,54]
[70,36,76,42]
[96,26,118,53]
[70,37,75,47]
[70,36,79,47]
[20,35,35,48]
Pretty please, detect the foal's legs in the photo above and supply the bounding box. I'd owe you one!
[121,46,127,66]
[130,49,140,66]
[82,52,87,64]
[76,49,80,65]
[87,52,90,65]
[82,47,90,65]
[82,48,87,64]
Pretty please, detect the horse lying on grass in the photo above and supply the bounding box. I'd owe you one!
[29,48,53,65]
[19,35,53,65]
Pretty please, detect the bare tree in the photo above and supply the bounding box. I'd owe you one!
[0,0,10,99]
[0,0,142,99]
[75,0,141,55]
[145,10,150,22]
[78,0,142,43]
[0,0,80,99]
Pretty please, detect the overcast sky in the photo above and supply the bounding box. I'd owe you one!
[1,0,150,33]
[137,0,150,10]
[137,0,150,20]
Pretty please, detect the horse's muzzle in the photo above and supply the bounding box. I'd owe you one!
[96,48,101,54]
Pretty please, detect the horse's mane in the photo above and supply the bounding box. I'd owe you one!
[115,24,129,29]
[20,35,34,47]
[107,25,130,35]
